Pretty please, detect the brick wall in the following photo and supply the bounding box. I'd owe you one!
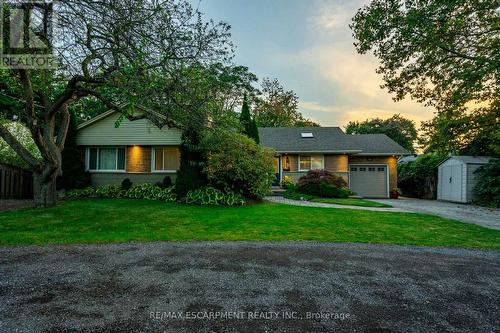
[126,146,151,173]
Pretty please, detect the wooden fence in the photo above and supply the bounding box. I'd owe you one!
[0,163,33,199]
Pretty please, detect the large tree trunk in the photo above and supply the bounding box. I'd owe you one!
[33,171,58,208]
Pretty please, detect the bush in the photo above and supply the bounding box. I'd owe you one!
[201,129,275,199]
[95,185,123,198]
[186,187,245,206]
[121,178,133,191]
[473,159,500,208]
[156,176,172,189]
[296,170,348,197]
[66,187,96,199]
[283,185,314,201]
[280,175,294,189]
[176,129,208,197]
[398,154,443,199]
[319,182,352,198]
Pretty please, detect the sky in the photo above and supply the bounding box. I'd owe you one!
[194,0,436,128]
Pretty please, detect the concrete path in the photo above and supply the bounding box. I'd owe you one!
[0,242,498,333]
[264,196,412,213]
[370,198,500,230]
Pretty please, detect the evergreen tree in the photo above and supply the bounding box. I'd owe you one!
[57,113,90,190]
[175,128,208,197]
[239,95,260,143]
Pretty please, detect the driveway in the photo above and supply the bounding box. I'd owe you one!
[370,198,500,230]
[1,242,499,333]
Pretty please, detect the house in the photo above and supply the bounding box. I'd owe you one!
[259,127,409,198]
[76,109,183,186]
[76,111,409,198]
[437,156,494,203]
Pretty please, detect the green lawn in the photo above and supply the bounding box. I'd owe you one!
[310,197,392,208]
[0,199,498,249]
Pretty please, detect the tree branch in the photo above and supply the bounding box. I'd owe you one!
[0,123,40,170]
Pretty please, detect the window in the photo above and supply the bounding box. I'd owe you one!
[87,147,125,171]
[153,146,180,171]
[301,132,314,138]
[350,167,357,171]
[359,167,366,171]
[378,167,385,172]
[299,155,323,171]
[368,167,376,171]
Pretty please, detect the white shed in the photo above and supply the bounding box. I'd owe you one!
[437,156,493,203]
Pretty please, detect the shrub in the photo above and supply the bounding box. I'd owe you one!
[66,187,96,199]
[121,178,133,191]
[398,154,444,199]
[156,176,172,189]
[319,182,352,198]
[473,159,500,208]
[95,185,123,198]
[297,170,348,197]
[280,175,294,189]
[186,187,245,206]
[283,187,314,201]
[176,129,208,197]
[201,129,275,199]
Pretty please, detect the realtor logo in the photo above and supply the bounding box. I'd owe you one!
[0,0,59,69]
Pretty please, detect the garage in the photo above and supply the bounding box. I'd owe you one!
[349,165,388,198]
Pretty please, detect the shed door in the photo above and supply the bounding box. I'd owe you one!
[349,165,388,198]
[440,165,463,202]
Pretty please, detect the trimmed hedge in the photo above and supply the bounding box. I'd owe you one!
[67,184,176,203]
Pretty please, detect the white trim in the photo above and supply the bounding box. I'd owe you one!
[298,154,324,172]
[348,163,390,198]
[151,146,179,172]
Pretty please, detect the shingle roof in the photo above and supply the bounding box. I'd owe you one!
[258,127,410,155]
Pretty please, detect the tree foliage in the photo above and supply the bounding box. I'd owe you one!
[345,114,417,152]
[473,159,500,208]
[239,95,260,143]
[201,129,275,199]
[398,154,444,199]
[253,78,319,128]
[351,0,499,155]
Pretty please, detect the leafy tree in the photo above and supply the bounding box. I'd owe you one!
[398,154,444,199]
[201,129,275,199]
[345,114,417,152]
[253,78,319,128]
[239,95,260,143]
[0,0,232,207]
[473,160,500,208]
[351,0,498,155]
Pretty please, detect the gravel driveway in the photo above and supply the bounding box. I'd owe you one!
[370,198,500,230]
[1,242,499,333]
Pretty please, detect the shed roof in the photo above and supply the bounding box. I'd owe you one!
[439,156,495,166]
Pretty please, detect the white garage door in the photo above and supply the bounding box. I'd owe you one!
[349,165,388,198]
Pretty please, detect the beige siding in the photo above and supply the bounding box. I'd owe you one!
[324,155,348,172]
[349,156,398,190]
[77,112,182,146]
[126,146,151,173]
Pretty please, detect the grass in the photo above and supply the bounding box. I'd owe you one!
[310,197,392,208]
[0,199,498,249]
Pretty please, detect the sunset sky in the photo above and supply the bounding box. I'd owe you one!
[195,0,436,127]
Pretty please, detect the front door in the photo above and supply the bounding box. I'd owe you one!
[273,157,281,186]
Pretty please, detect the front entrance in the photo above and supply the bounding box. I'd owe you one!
[349,165,388,198]
[273,157,281,186]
